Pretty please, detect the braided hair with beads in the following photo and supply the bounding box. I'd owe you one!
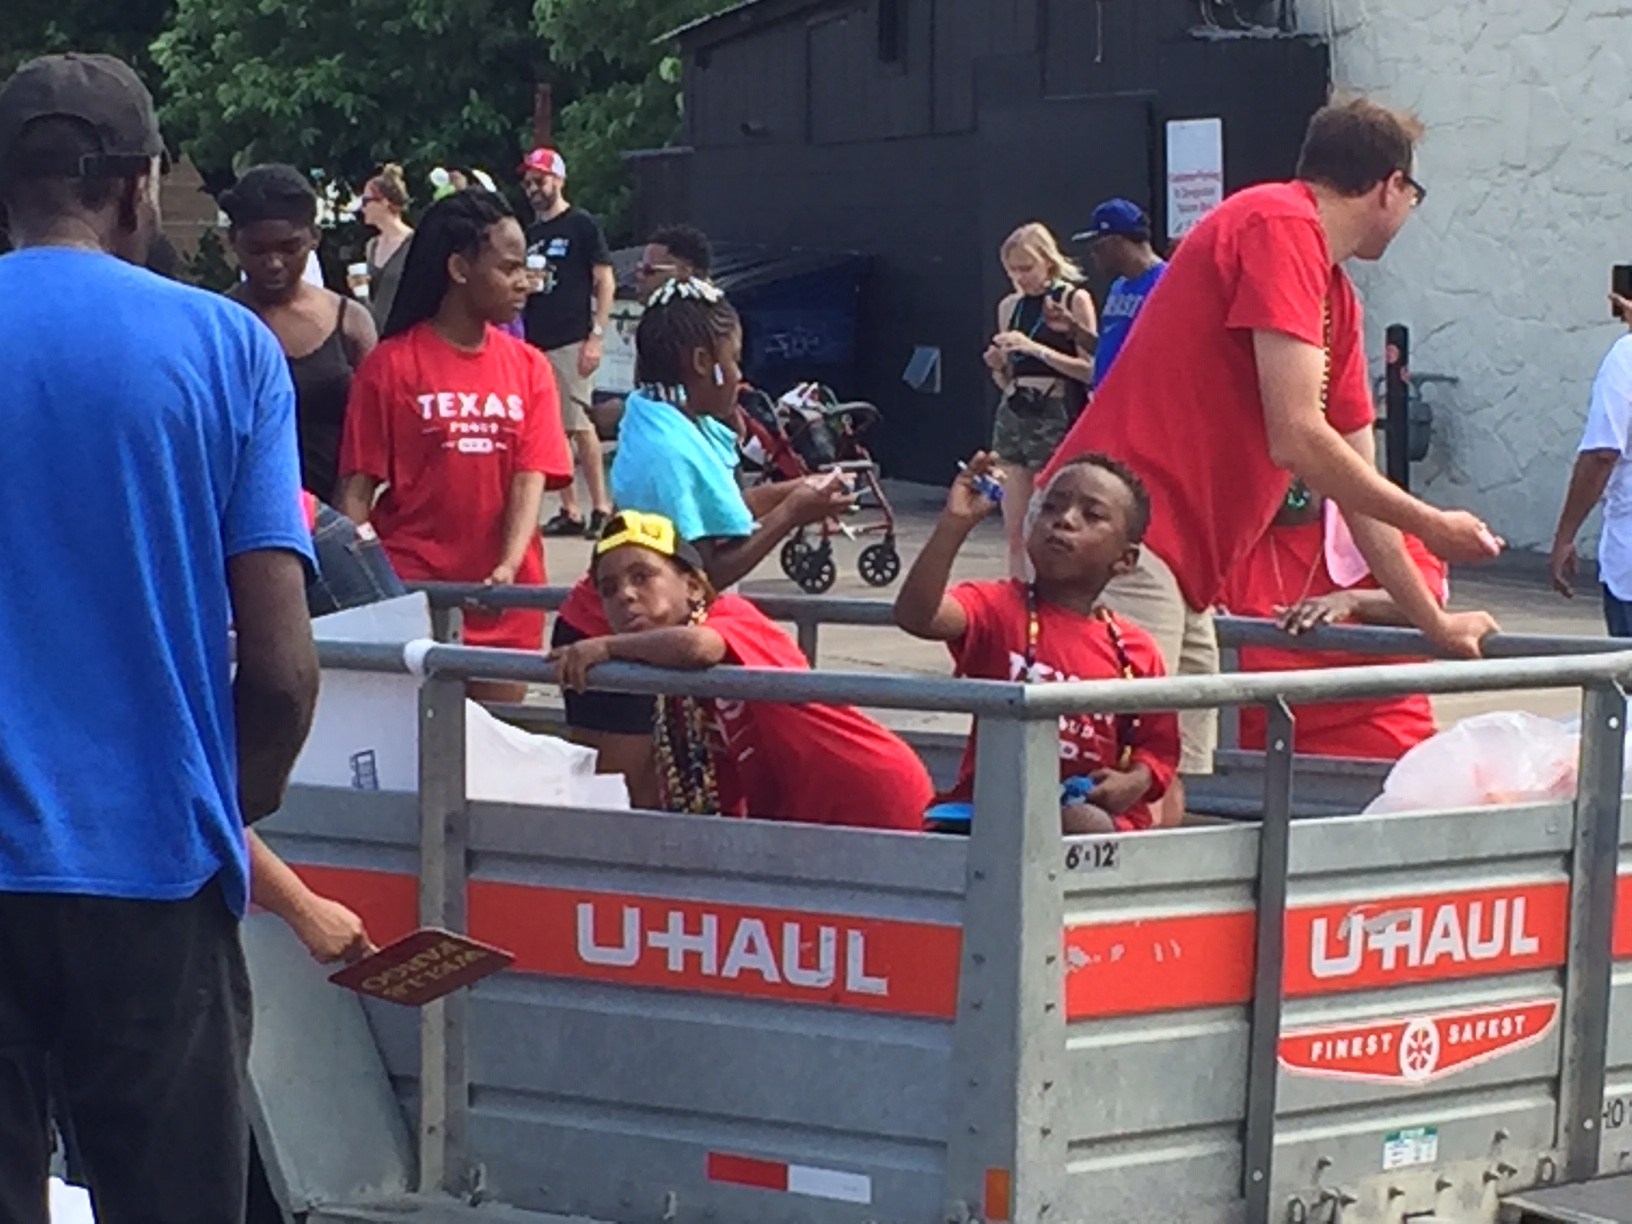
[634,277,739,405]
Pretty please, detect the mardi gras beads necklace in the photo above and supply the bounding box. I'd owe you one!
[653,603,720,814]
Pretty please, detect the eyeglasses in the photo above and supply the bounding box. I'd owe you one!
[637,260,678,278]
[359,192,385,205]
[1401,172,1427,208]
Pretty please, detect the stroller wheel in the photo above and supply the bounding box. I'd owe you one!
[779,536,812,581]
[796,546,837,594]
[858,542,901,587]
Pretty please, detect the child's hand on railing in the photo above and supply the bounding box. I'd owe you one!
[549,637,613,692]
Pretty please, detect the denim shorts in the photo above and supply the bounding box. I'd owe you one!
[305,502,407,618]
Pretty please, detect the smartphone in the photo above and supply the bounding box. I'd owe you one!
[1614,265,1632,318]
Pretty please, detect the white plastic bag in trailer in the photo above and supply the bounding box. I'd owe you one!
[291,594,628,809]
[1364,711,1582,814]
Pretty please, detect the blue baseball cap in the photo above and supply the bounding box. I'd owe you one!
[1073,198,1151,242]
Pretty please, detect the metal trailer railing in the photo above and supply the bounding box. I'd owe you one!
[407,582,1632,670]
[253,622,1632,1224]
[408,581,1632,820]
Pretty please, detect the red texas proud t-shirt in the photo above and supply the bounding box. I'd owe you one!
[339,321,571,648]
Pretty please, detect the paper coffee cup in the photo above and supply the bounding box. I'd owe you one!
[525,253,547,294]
[346,262,370,301]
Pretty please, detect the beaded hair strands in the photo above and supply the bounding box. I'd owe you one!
[635,276,728,409]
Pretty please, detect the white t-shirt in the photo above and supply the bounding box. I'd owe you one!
[1579,334,1632,599]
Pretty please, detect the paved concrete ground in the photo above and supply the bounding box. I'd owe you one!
[538,481,1615,733]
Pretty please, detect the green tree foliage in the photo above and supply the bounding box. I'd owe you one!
[152,0,545,191]
[1,0,172,83]
[533,0,723,238]
[2,0,732,243]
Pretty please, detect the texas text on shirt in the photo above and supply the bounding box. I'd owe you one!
[1580,333,1632,617]
[0,247,313,915]
[942,579,1180,830]
[701,596,933,831]
[338,321,572,648]
[1221,528,1446,760]
[1043,182,1375,611]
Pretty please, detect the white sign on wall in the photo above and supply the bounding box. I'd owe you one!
[1166,117,1224,238]
[596,299,644,395]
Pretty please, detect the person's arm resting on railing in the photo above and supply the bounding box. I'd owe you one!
[551,626,728,691]
[1329,425,1497,656]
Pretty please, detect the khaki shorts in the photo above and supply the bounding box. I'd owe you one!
[546,343,594,434]
[1099,547,1219,775]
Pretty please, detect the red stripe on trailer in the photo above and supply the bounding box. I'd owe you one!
[705,1153,872,1203]
[1615,872,1632,960]
[1067,880,1571,1019]
[983,1167,1012,1220]
[471,880,962,1018]
[706,1152,787,1192]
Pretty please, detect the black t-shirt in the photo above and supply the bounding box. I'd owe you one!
[522,207,612,352]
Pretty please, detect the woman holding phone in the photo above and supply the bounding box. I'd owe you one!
[983,222,1097,577]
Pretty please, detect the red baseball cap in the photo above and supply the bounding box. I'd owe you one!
[519,147,565,178]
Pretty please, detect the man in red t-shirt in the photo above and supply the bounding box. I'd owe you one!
[1040,95,1500,819]
[1220,497,1446,760]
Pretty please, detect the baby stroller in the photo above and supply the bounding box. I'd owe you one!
[738,383,901,594]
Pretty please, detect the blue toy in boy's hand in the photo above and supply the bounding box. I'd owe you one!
[958,461,1005,504]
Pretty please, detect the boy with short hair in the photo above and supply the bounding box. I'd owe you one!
[894,452,1180,832]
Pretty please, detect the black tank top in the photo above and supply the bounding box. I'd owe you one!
[288,300,356,498]
[1007,288,1081,380]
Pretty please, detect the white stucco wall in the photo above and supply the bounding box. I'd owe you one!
[1306,0,1632,549]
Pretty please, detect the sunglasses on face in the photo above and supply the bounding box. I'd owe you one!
[1400,172,1427,208]
[638,261,678,278]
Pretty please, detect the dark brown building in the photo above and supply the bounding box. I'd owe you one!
[635,0,1331,482]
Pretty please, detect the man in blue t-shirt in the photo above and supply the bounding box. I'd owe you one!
[1068,198,1168,387]
[0,54,318,1221]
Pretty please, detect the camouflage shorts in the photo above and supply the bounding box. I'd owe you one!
[991,384,1071,469]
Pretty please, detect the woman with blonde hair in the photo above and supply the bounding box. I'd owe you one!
[359,163,414,329]
[983,221,1098,576]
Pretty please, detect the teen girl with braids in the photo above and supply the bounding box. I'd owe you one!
[551,277,852,804]
[895,452,1179,832]
[552,512,932,829]
[337,189,572,701]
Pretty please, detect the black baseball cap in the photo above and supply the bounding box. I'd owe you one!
[0,53,166,179]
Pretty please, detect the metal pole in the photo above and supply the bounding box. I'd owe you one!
[1384,323,1411,491]
[1557,682,1627,1179]
[796,617,820,667]
[417,674,469,1195]
[1242,701,1294,1222]
[1219,645,1241,750]
[943,714,1068,1223]
[429,604,460,645]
